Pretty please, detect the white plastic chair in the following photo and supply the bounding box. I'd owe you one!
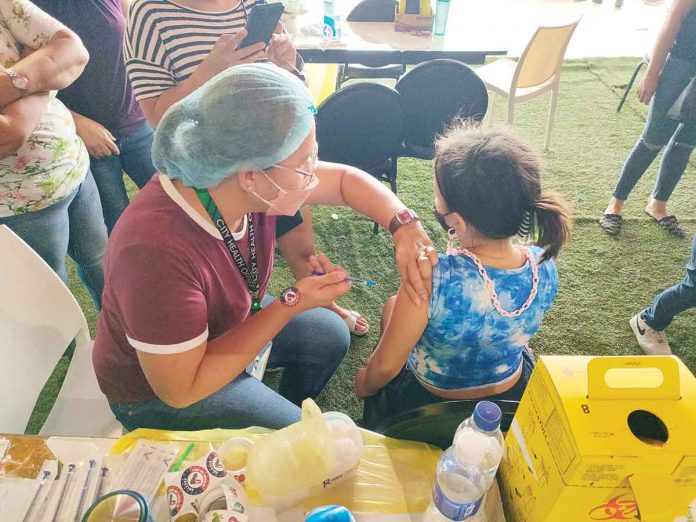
[0,225,121,437]
[476,17,582,151]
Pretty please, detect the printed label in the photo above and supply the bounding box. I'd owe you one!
[181,465,211,495]
[588,493,639,521]
[432,482,484,521]
[167,485,184,516]
[206,451,227,478]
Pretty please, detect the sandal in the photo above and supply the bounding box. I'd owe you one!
[645,211,686,238]
[599,214,623,236]
[342,309,369,337]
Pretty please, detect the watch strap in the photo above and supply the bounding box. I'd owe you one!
[389,209,420,235]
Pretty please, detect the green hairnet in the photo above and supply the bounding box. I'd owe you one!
[153,63,316,188]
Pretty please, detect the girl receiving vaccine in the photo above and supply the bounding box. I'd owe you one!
[357,125,571,428]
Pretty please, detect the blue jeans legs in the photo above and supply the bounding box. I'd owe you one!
[643,235,696,331]
[110,303,350,431]
[89,122,156,233]
[0,170,107,309]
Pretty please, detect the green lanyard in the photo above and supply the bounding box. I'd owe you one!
[195,189,262,315]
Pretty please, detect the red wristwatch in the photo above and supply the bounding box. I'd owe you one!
[389,209,420,235]
[279,286,300,308]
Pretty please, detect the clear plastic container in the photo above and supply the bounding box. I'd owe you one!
[245,400,363,509]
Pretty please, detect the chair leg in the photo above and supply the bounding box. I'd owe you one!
[485,92,497,127]
[544,87,559,152]
[335,63,347,90]
[389,157,398,194]
[507,97,515,126]
[617,61,646,112]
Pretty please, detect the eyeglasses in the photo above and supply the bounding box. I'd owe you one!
[266,147,318,188]
[432,204,453,232]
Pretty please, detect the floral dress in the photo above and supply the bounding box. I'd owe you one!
[0,0,88,217]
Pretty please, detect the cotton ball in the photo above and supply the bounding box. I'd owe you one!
[332,438,361,474]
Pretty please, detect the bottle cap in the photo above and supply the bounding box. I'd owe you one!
[305,505,356,522]
[473,401,502,432]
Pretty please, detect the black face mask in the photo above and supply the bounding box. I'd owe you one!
[432,205,452,233]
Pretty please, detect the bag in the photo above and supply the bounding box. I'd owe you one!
[668,74,696,123]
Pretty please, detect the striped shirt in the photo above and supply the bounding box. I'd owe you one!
[125,0,260,101]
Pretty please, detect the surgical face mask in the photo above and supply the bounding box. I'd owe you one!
[253,169,319,216]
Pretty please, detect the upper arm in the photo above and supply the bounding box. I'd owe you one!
[369,286,429,373]
[305,161,349,206]
[124,2,176,104]
[0,0,65,50]
[111,245,210,403]
[136,341,207,408]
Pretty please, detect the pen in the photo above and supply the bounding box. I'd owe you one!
[312,271,377,287]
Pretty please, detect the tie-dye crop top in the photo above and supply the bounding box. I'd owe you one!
[407,246,558,391]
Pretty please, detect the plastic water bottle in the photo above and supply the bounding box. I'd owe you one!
[323,0,341,39]
[424,402,504,521]
[433,0,450,36]
[453,401,505,487]
[424,449,488,521]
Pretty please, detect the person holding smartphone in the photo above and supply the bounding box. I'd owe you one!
[93,65,437,430]
[125,0,371,336]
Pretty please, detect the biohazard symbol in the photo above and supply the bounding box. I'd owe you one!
[588,493,639,521]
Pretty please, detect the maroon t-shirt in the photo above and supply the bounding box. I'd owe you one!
[93,175,276,404]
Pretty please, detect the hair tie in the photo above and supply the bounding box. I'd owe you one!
[518,209,535,239]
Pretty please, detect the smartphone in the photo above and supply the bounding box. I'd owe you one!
[239,2,285,49]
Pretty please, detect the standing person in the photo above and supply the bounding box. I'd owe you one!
[33,0,157,234]
[93,65,438,431]
[123,0,370,335]
[600,0,696,238]
[356,126,571,429]
[630,235,696,355]
[0,0,106,308]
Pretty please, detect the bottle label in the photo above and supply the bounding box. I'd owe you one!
[432,482,484,521]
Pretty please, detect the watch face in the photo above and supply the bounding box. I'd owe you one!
[12,75,28,90]
[397,209,414,224]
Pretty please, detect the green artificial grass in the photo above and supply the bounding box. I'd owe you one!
[26,58,696,433]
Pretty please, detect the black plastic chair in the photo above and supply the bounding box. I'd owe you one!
[617,53,650,112]
[335,0,405,89]
[373,399,520,450]
[395,59,489,159]
[316,83,404,232]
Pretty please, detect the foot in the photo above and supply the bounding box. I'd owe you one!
[645,200,686,238]
[330,302,369,336]
[630,313,672,355]
[645,198,668,221]
[604,197,624,217]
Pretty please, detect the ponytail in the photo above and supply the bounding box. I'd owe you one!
[533,192,571,261]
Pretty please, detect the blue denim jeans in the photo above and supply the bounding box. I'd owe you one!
[109,297,351,431]
[613,55,696,202]
[89,122,156,233]
[643,234,696,331]
[362,349,535,431]
[0,170,107,309]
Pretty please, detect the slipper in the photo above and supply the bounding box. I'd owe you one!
[644,211,686,238]
[599,213,623,236]
[343,309,369,337]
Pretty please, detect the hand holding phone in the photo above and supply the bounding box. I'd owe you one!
[207,29,266,73]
